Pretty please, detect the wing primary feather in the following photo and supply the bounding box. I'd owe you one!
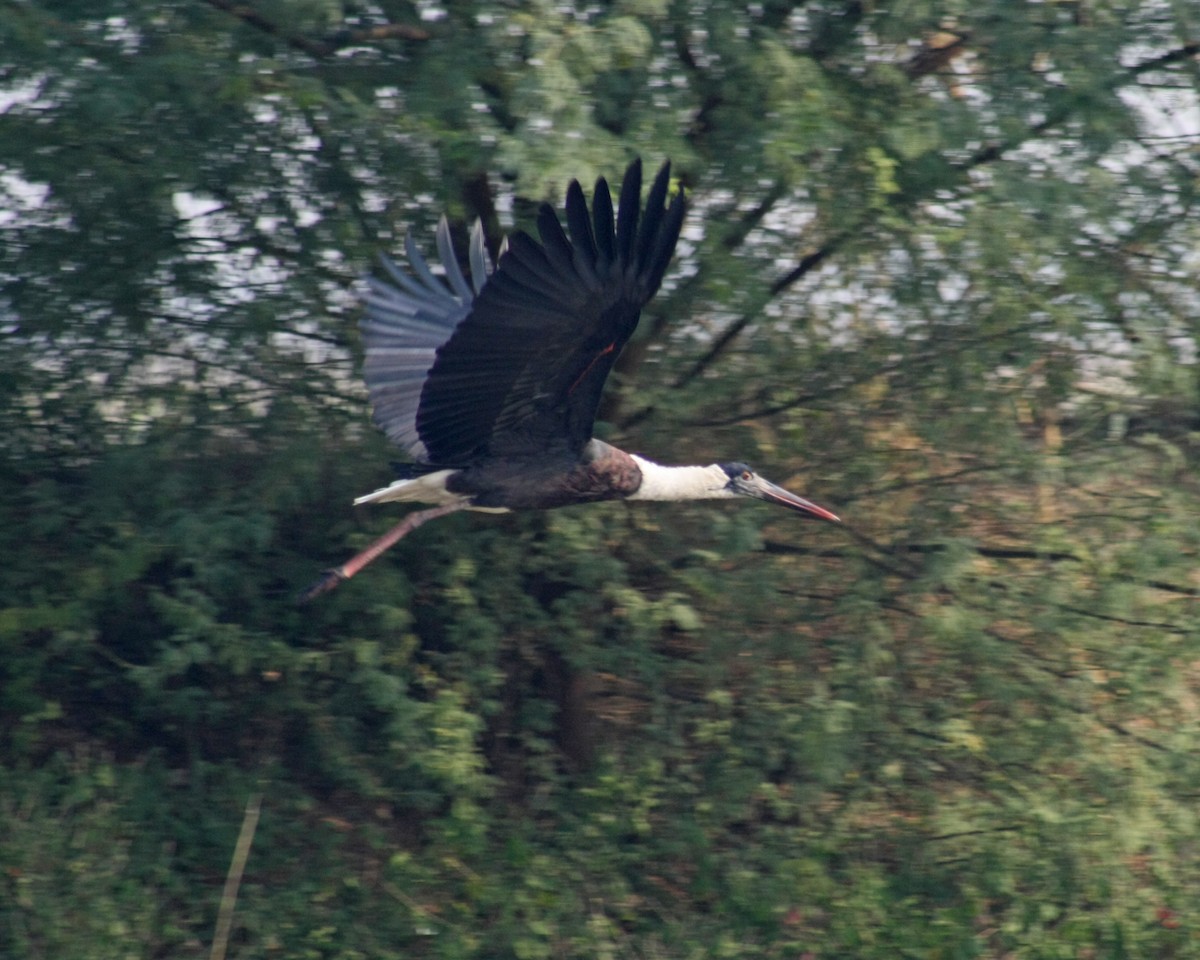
[615,158,643,267]
[436,217,474,302]
[591,176,615,267]
[405,232,448,294]
[468,220,490,294]
[536,203,577,280]
[564,183,601,288]
[638,162,671,275]
[648,194,686,293]
[378,251,454,307]
[565,179,598,261]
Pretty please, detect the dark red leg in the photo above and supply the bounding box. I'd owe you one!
[298,502,466,602]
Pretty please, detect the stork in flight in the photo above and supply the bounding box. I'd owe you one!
[300,160,838,601]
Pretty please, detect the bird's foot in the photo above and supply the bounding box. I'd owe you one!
[296,567,347,604]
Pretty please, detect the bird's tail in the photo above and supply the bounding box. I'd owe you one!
[352,468,461,507]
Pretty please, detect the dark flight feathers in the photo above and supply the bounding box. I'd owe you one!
[360,160,686,467]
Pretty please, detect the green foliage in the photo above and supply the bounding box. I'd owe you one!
[3,1,1199,958]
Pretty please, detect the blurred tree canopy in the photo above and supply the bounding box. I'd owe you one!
[2,1,1199,957]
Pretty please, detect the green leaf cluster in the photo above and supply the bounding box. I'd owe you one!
[2,1,1199,957]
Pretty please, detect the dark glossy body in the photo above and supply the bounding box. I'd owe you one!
[446,440,642,510]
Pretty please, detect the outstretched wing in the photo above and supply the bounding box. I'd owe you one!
[415,159,686,465]
[359,219,492,461]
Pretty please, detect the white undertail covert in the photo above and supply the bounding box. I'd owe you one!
[354,470,463,507]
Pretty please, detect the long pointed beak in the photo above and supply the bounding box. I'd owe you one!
[741,476,840,523]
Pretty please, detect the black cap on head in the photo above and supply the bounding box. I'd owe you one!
[719,462,753,481]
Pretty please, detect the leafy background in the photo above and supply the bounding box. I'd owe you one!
[2,1,1198,957]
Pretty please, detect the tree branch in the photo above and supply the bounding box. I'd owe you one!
[670,41,1200,389]
[201,0,427,59]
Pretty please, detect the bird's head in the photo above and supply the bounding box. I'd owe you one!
[716,462,840,523]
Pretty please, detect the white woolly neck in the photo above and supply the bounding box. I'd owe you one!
[626,455,734,502]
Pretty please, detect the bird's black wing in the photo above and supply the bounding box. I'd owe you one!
[360,219,492,461]
[414,159,686,465]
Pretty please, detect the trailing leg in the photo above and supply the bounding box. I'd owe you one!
[297,502,466,602]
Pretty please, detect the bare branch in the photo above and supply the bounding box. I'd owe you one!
[201,0,428,59]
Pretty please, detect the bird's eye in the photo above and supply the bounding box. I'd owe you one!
[741,470,753,481]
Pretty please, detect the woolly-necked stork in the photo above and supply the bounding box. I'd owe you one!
[301,160,838,600]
